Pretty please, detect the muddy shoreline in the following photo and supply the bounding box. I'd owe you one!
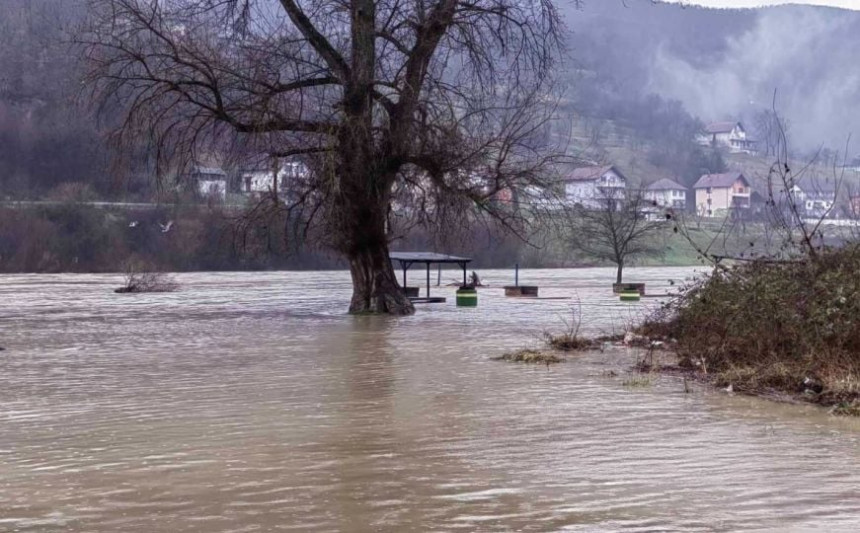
[631,349,860,416]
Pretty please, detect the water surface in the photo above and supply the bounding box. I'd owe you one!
[2,267,860,531]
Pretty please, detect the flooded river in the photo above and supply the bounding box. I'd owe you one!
[3,267,860,531]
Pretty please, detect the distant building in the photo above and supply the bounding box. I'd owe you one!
[644,178,687,209]
[561,165,627,208]
[844,156,860,173]
[798,178,839,218]
[240,161,309,196]
[187,165,227,201]
[693,172,752,217]
[697,122,756,154]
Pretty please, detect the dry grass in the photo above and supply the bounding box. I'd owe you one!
[544,333,597,351]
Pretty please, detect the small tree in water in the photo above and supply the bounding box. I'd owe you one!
[80,0,568,314]
[569,189,665,285]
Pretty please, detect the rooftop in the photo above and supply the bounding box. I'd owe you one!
[647,178,687,191]
[389,252,472,264]
[694,172,748,189]
[704,122,742,134]
[563,165,622,182]
[191,165,227,177]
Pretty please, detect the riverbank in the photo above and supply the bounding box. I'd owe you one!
[508,314,860,416]
[631,349,860,416]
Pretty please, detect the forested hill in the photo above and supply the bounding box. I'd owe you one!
[1,0,859,200]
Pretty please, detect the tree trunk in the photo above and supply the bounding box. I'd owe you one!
[347,240,414,315]
[616,261,623,284]
[335,152,414,315]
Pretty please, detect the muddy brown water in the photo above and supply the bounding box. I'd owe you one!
[2,267,860,532]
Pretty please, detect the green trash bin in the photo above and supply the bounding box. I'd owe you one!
[619,290,641,302]
[456,286,478,307]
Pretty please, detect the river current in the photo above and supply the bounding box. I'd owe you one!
[2,267,860,531]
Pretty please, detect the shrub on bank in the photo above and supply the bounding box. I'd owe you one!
[646,245,860,406]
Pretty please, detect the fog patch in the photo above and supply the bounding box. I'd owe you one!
[647,6,860,152]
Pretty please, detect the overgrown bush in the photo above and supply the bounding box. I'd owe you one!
[115,263,178,293]
[647,245,860,403]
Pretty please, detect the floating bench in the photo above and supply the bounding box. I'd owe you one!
[401,286,420,298]
[612,283,646,295]
[410,297,447,304]
[504,285,539,297]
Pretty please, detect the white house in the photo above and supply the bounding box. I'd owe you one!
[644,178,687,209]
[697,122,756,154]
[188,165,227,201]
[562,165,627,208]
[844,156,860,173]
[240,161,309,196]
[798,178,839,218]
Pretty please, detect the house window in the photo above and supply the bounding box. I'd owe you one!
[706,187,712,194]
[707,198,712,205]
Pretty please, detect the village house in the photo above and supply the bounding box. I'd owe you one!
[186,165,227,201]
[693,172,752,217]
[562,165,627,209]
[644,178,687,210]
[799,178,839,218]
[240,161,309,197]
[696,121,757,154]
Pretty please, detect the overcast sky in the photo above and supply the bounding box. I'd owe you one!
[662,0,860,9]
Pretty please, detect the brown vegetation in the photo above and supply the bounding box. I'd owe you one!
[640,245,860,412]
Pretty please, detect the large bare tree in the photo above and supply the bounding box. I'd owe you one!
[80,0,568,314]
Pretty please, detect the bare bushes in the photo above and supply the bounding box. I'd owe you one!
[646,245,860,407]
[542,303,601,351]
[115,262,178,293]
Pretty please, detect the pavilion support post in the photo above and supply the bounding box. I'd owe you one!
[426,262,431,297]
[462,263,467,287]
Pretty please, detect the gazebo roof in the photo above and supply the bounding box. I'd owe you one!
[389,252,472,263]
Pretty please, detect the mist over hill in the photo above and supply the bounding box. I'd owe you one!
[562,0,860,154]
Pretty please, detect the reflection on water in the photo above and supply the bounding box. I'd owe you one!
[2,268,860,531]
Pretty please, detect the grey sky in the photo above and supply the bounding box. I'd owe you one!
[662,0,860,9]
